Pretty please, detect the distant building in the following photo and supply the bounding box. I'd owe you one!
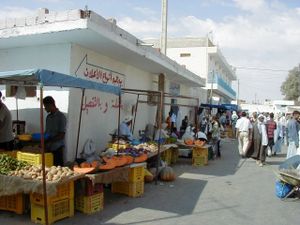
[240,100,295,113]
[144,37,237,104]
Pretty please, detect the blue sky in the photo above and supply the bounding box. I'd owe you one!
[0,0,300,102]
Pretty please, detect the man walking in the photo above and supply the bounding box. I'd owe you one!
[235,111,253,157]
[266,112,277,156]
[286,111,300,159]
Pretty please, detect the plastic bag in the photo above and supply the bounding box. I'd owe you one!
[275,180,293,198]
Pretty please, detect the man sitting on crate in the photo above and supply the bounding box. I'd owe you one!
[43,96,67,166]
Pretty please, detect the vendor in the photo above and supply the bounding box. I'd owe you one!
[0,91,14,150]
[154,123,169,141]
[195,131,208,144]
[43,96,67,166]
[119,115,134,141]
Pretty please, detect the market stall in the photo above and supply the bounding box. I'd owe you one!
[0,68,121,224]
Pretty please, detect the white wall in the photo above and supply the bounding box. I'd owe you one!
[167,47,207,79]
[0,44,71,133]
[67,44,158,161]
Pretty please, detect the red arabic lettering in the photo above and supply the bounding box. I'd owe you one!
[83,67,125,87]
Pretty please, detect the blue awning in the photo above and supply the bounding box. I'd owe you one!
[0,69,121,95]
[200,103,239,111]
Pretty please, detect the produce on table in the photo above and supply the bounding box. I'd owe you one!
[0,154,28,175]
[194,140,205,147]
[184,139,194,145]
[9,165,76,182]
[98,161,116,170]
[159,166,176,181]
[133,153,148,163]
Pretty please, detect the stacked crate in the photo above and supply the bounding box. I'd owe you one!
[192,146,208,167]
[30,181,74,224]
[0,193,24,214]
[17,151,53,167]
[170,147,179,164]
[112,166,144,197]
[75,179,104,214]
[161,149,172,165]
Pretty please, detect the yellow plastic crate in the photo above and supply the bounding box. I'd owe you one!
[128,166,144,182]
[75,192,104,214]
[112,181,144,197]
[192,155,208,166]
[192,147,208,158]
[17,151,53,167]
[107,143,128,151]
[161,149,172,165]
[171,148,179,164]
[30,181,74,206]
[0,193,24,214]
[31,198,74,225]
[0,150,18,158]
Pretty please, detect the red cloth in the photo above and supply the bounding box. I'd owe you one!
[266,120,276,138]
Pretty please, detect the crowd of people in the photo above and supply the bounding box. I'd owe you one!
[235,110,300,167]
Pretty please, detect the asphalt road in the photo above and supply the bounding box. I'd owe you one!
[1,138,299,225]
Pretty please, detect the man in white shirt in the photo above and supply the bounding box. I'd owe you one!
[235,111,253,157]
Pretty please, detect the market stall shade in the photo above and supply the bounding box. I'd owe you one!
[0,68,121,95]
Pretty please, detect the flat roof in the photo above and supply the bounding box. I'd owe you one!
[0,9,205,87]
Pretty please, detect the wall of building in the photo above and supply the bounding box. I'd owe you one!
[0,43,71,133]
[67,44,157,161]
[166,47,207,79]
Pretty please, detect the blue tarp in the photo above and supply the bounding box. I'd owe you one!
[0,69,121,95]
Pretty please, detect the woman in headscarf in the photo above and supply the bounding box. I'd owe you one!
[251,114,268,167]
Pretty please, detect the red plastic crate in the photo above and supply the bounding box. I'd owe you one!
[75,179,103,196]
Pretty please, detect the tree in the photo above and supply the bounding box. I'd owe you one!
[281,65,300,101]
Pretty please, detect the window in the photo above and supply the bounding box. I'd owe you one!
[180,53,191,57]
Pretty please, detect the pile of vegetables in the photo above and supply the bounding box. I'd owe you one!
[0,154,28,175]
[9,165,77,182]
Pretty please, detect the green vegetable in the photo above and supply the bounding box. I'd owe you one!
[0,154,28,175]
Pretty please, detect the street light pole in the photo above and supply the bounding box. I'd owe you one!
[160,0,168,55]
[210,70,214,104]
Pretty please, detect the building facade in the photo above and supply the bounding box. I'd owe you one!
[0,9,205,162]
[145,37,237,104]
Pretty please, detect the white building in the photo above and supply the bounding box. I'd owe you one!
[0,9,205,162]
[240,100,295,114]
[145,37,237,104]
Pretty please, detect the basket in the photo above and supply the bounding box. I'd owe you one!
[18,134,32,141]
[75,192,104,214]
[112,181,144,197]
[192,155,208,166]
[30,181,74,206]
[31,198,74,225]
[0,193,24,214]
[17,151,53,167]
[75,179,103,196]
[128,166,144,182]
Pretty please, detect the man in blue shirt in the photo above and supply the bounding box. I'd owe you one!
[286,111,300,159]
[43,96,66,165]
[119,115,133,141]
